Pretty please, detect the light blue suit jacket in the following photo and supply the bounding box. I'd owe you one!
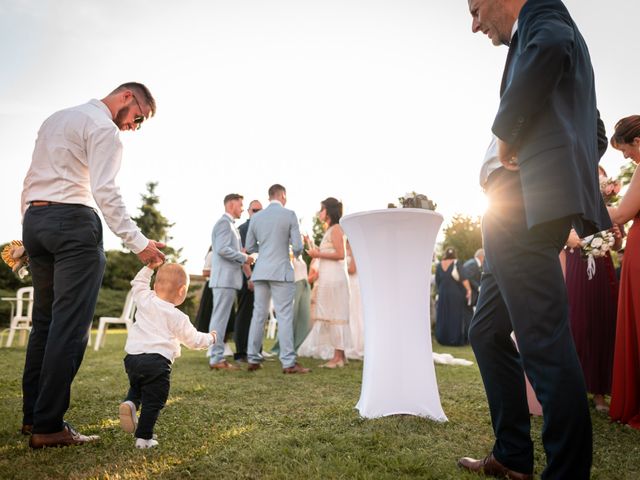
[245,202,303,282]
[210,214,245,290]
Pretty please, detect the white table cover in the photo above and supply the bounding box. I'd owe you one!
[341,208,447,421]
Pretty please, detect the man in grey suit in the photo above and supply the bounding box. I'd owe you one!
[209,193,253,371]
[245,184,310,374]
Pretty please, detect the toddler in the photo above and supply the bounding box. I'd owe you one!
[119,261,216,448]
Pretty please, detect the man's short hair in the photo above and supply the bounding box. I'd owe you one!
[224,193,243,204]
[111,82,157,117]
[474,248,485,259]
[268,184,286,198]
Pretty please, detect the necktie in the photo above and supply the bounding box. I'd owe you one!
[500,31,518,96]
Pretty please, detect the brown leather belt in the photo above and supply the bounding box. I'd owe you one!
[30,201,64,207]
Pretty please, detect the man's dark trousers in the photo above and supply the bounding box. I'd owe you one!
[233,274,254,360]
[469,169,591,479]
[22,204,106,433]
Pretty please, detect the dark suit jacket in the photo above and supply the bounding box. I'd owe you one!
[492,0,610,237]
[462,258,482,306]
[238,219,250,248]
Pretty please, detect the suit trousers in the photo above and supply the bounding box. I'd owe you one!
[209,287,237,365]
[124,353,171,440]
[22,204,106,433]
[469,169,591,479]
[247,280,296,368]
[233,275,254,359]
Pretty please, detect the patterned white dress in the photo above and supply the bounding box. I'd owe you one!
[298,226,351,358]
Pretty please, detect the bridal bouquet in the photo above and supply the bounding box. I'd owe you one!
[581,231,615,280]
[599,175,621,205]
[1,240,30,279]
[390,192,437,211]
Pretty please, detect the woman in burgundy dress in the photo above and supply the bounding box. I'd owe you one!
[564,219,621,412]
[607,115,640,429]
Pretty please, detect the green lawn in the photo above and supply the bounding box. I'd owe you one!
[0,332,637,479]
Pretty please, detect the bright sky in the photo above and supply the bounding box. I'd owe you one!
[1,0,637,274]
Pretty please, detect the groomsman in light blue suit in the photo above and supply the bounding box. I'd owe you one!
[245,184,310,374]
[208,193,253,371]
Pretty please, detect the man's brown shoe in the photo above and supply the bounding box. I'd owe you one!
[209,360,240,371]
[282,363,311,374]
[247,362,262,372]
[21,424,33,435]
[458,454,532,480]
[29,423,99,449]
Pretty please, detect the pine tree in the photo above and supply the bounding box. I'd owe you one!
[441,214,482,262]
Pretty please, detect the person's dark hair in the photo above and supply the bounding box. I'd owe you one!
[268,184,286,198]
[111,82,157,117]
[321,197,343,226]
[442,247,456,260]
[611,115,640,147]
[224,193,243,204]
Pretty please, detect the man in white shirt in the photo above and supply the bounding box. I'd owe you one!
[22,82,166,449]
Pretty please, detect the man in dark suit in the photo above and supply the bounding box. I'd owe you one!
[234,199,263,362]
[462,248,484,308]
[460,1,611,479]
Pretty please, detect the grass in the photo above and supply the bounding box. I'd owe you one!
[0,332,638,479]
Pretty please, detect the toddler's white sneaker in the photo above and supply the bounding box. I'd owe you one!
[119,401,138,434]
[135,438,159,449]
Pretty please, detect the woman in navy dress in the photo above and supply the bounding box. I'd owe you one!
[435,247,472,346]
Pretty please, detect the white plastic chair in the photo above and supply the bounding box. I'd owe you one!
[94,289,135,351]
[1,286,34,347]
[266,301,277,339]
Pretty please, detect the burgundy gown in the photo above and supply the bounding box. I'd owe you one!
[611,218,640,429]
[565,248,618,396]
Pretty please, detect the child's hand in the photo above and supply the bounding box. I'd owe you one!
[147,259,164,270]
[209,330,217,344]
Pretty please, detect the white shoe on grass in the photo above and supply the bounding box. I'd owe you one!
[135,438,159,449]
[119,401,138,434]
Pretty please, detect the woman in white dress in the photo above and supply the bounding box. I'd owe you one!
[346,245,364,360]
[299,197,351,368]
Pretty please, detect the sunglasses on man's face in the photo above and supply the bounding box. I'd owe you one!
[250,208,262,213]
[132,94,146,130]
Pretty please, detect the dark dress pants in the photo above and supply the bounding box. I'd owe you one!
[22,204,106,433]
[124,353,171,440]
[233,275,254,360]
[469,169,591,479]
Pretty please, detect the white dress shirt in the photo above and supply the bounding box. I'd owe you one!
[21,99,148,253]
[125,267,213,362]
[479,21,519,187]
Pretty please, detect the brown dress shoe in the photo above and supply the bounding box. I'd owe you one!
[209,360,240,371]
[21,424,33,435]
[282,363,311,374]
[458,454,532,480]
[247,362,262,371]
[29,423,99,449]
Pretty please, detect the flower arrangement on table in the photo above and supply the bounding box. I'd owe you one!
[599,175,621,205]
[581,231,615,280]
[388,192,437,211]
[1,240,30,279]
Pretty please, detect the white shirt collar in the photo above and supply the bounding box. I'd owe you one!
[89,98,113,120]
[270,199,283,207]
[224,212,235,222]
[511,19,518,41]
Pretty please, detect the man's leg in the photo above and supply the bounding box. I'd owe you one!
[209,288,237,365]
[271,281,297,368]
[233,275,254,360]
[482,169,591,479]
[468,267,533,474]
[25,205,105,434]
[247,281,271,365]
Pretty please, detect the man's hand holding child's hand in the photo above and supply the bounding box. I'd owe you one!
[209,330,217,344]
